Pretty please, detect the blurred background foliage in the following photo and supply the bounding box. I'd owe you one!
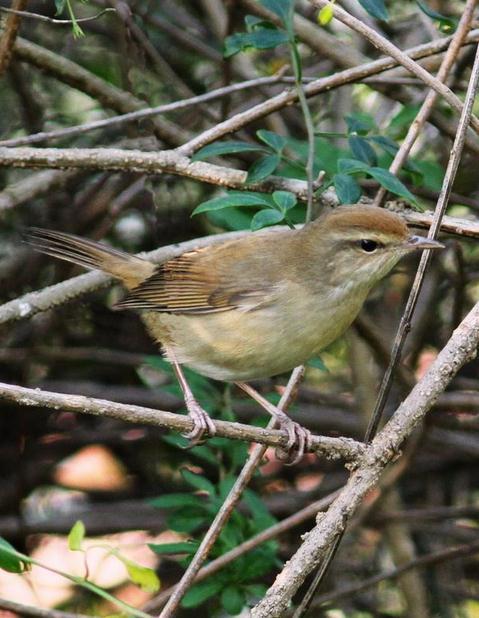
[1,0,479,616]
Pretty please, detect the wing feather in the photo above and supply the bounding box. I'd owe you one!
[114,248,277,314]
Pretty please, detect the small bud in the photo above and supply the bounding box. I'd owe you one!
[318,4,334,26]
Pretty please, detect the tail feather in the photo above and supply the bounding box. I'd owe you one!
[25,227,156,289]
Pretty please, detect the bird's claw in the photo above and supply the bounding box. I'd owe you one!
[275,412,313,465]
[182,399,216,446]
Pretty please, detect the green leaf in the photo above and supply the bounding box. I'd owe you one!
[272,190,296,212]
[218,476,236,500]
[388,105,421,139]
[358,0,389,20]
[192,191,273,215]
[221,585,245,615]
[243,489,277,529]
[245,583,268,599]
[367,167,418,205]
[187,444,219,465]
[415,1,457,32]
[260,0,294,26]
[181,469,216,495]
[168,514,206,533]
[346,113,376,135]
[317,4,334,25]
[192,141,266,161]
[224,29,289,57]
[182,578,224,608]
[246,154,280,184]
[206,206,253,231]
[67,520,85,551]
[337,158,369,174]
[251,208,284,231]
[123,560,160,593]
[369,135,399,158]
[333,173,362,204]
[256,129,287,152]
[0,538,28,573]
[245,15,269,29]
[150,493,207,509]
[348,135,377,166]
[149,541,199,555]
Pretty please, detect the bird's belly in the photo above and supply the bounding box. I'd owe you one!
[142,293,363,381]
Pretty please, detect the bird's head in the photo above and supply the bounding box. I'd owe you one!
[309,205,443,288]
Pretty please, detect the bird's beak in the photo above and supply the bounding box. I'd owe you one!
[405,235,445,250]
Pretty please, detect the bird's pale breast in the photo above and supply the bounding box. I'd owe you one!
[142,280,368,381]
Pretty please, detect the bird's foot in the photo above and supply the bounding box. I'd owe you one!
[182,397,216,446]
[274,409,313,465]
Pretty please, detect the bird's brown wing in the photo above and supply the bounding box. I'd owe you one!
[114,247,277,314]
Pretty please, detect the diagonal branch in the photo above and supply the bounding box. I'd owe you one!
[158,367,305,617]
[252,298,479,616]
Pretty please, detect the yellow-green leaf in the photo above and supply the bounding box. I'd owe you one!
[125,560,160,593]
[67,520,85,551]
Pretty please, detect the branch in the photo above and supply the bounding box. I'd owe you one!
[0,381,364,461]
[1,145,479,237]
[0,0,27,76]
[252,298,479,616]
[0,146,318,198]
[0,597,89,618]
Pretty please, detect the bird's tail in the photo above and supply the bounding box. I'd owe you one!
[25,227,155,289]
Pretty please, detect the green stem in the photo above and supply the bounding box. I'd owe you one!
[286,2,315,223]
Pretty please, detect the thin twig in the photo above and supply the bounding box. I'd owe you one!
[158,366,305,617]
[312,539,479,607]
[0,74,300,148]
[366,39,479,442]
[293,8,479,614]
[0,6,116,25]
[0,0,27,76]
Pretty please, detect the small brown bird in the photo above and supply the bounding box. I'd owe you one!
[27,205,442,456]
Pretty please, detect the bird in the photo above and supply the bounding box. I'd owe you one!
[26,205,443,458]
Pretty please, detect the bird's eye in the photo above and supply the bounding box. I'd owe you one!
[359,239,379,253]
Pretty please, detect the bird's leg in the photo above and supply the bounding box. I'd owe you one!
[235,381,312,464]
[169,355,216,445]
